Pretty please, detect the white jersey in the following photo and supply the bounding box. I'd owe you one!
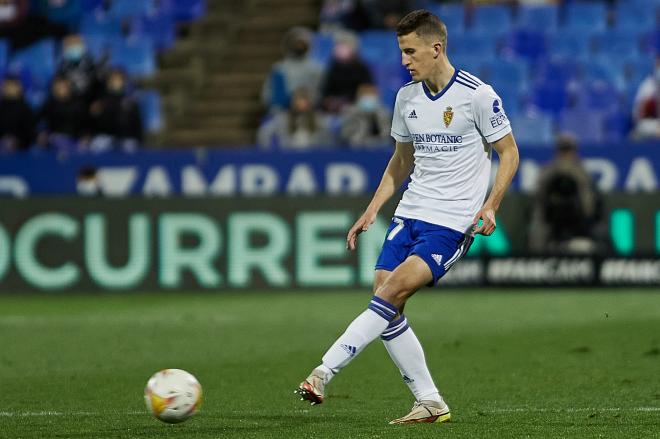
[390,69,512,233]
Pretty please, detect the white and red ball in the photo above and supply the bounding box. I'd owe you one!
[144,369,202,423]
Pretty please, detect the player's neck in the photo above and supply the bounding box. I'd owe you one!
[423,63,455,95]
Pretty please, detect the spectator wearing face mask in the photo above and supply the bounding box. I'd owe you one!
[257,87,334,150]
[56,34,106,106]
[321,30,373,113]
[262,26,325,113]
[631,56,660,140]
[38,75,88,150]
[0,75,36,152]
[339,83,391,147]
[89,69,143,152]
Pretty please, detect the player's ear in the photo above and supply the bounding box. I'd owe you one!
[433,42,442,58]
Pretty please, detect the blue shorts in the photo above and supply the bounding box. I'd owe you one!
[375,216,474,286]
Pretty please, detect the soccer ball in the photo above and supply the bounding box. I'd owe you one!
[144,369,203,423]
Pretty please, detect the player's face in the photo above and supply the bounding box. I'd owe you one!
[397,32,439,81]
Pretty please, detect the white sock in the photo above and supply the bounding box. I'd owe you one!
[319,296,398,381]
[382,315,443,404]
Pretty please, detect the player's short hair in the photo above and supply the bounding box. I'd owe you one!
[396,9,447,47]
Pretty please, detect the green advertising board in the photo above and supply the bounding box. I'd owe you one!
[0,195,658,292]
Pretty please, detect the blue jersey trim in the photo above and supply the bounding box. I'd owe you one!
[422,69,458,101]
[455,79,477,90]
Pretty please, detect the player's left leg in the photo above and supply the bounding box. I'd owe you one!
[296,257,431,405]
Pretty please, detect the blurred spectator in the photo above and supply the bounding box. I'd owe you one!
[57,34,106,106]
[0,0,67,49]
[76,165,100,196]
[262,26,324,112]
[89,69,143,152]
[631,57,660,140]
[321,30,373,113]
[339,83,391,147]
[0,75,36,152]
[257,87,334,150]
[38,75,88,150]
[528,134,605,255]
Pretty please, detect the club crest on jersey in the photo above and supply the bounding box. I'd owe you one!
[443,106,453,128]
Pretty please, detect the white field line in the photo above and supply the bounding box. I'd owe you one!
[1,407,659,417]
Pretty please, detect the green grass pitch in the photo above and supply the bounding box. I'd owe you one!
[1,289,659,438]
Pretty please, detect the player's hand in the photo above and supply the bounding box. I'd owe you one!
[473,207,497,236]
[347,211,377,251]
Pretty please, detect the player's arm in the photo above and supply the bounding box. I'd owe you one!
[473,132,519,235]
[347,141,414,250]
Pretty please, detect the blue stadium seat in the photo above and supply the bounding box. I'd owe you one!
[371,62,406,108]
[0,39,7,71]
[173,0,205,21]
[582,59,625,90]
[613,3,655,32]
[108,0,154,19]
[451,33,498,59]
[471,5,513,37]
[572,80,623,113]
[133,13,176,52]
[310,34,333,66]
[591,31,642,58]
[451,55,489,77]
[559,108,606,144]
[427,3,466,34]
[484,59,529,92]
[8,39,57,88]
[82,0,104,12]
[110,40,156,78]
[360,31,399,64]
[564,3,608,32]
[492,82,523,117]
[83,34,114,61]
[511,112,554,146]
[535,58,579,87]
[516,5,559,32]
[549,33,591,59]
[81,13,122,37]
[503,29,546,61]
[532,82,567,115]
[138,90,163,133]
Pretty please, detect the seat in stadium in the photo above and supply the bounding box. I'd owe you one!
[310,33,333,66]
[535,58,578,88]
[503,29,546,61]
[110,40,156,78]
[108,0,154,19]
[451,33,498,60]
[549,33,591,59]
[492,82,523,117]
[0,40,7,71]
[173,0,205,22]
[427,3,465,35]
[563,3,608,32]
[582,60,625,90]
[471,5,513,38]
[8,39,57,88]
[133,13,176,52]
[484,59,529,92]
[516,5,559,32]
[532,82,567,115]
[360,31,399,64]
[80,13,122,38]
[138,90,163,133]
[510,112,554,146]
[613,3,655,32]
[559,108,606,145]
[591,31,642,59]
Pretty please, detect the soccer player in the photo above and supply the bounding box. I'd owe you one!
[296,9,519,424]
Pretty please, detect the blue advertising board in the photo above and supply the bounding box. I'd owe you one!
[0,143,659,197]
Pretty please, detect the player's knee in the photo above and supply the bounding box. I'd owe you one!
[374,281,412,309]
